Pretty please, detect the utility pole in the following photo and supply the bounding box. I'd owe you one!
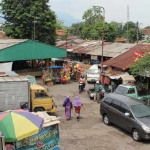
[93,6,105,73]
[65,28,68,50]
[127,5,129,43]
[33,17,38,41]
[137,21,139,45]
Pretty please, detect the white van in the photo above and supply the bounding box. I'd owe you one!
[86,65,100,83]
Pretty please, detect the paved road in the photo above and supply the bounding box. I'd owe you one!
[45,81,150,150]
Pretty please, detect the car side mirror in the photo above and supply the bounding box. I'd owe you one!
[125,112,130,117]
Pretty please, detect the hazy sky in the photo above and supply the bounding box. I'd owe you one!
[50,0,150,27]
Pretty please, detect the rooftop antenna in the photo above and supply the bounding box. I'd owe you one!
[127,5,129,43]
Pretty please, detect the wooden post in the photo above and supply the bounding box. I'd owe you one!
[32,60,37,68]
[45,59,50,67]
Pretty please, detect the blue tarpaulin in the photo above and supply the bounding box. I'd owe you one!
[47,66,63,69]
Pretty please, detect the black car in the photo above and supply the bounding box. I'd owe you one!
[100,93,150,141]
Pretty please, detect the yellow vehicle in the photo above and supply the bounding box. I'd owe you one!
[0,76,57,113]
[30,85,57,112]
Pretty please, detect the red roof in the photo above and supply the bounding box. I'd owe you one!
[141,29,150,35]
[115,38,127,42]
[103,44,150,70]
[56,30,67,36]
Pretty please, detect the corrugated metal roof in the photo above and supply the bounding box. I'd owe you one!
[87,43,136,57]
[0,39,28,50]
[0,39,66,62]
[103,44,150,70]
[72,41,101,54]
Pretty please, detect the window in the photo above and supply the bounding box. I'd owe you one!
[128,88,135,94]
[115,86,128,95]
[131,104,150,118]
[104,98,112,105]
[120,103,130,113]
[111,100,121,110]
[87,69,100,74]
[35,90,49,98]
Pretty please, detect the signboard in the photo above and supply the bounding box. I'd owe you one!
[16,124,60,150]
[134,50,144,62]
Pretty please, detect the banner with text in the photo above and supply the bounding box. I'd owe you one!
[16,124,60,150]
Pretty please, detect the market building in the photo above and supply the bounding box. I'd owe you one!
[0,39,67,76]
[103,43,150,89]
[56,37,137,64]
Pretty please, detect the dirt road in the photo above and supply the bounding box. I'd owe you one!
[47,81,150,150]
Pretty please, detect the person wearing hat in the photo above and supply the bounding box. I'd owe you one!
[94,81,102,102]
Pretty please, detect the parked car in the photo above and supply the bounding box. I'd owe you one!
[114,84,150,105]
[100,93,150,141]
[86,65,100,83]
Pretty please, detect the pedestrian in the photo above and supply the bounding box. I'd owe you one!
[63,96,73,120]
[94,81,102,102]
[74,96,83,121]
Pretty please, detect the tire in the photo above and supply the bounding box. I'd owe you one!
[132,129,141,142]
[103,114,110,125]
[34,107,45,112]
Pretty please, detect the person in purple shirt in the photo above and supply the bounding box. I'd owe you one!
[63,96,73,120]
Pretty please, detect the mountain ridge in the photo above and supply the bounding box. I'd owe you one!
[55,11,82,27]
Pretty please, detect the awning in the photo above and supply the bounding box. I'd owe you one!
[47,66,63,69]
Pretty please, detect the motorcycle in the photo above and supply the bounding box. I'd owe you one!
[79,82,84,93]
[87,87,95,100]
[87,86,111,100]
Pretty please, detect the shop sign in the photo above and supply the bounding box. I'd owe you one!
[16,124,60,150]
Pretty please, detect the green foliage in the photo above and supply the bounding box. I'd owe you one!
[144,26,150,29]
[123,22,144,43]
[0,0,56,45]
[70,7,144,43]
[130,54,150,76]
[69,22,84,36]
[56,19,64,30]
[82,7,103,25]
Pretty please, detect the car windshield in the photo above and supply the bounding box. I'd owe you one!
[130,104,150,118]
[87,69,100,74]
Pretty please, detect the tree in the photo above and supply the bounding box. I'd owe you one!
[82,7,103,25]
[123,21,143,43]
[144,26,150,29]
[69,22,84,36]
[109,21,124,38]
[130,54,150,76]
[56,19,64,30]
[0,0,56,45]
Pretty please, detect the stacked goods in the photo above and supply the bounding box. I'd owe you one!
[72,63,84,81]
[61,63,71,83]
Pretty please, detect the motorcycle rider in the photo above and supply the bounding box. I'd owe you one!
[79,74,86,89]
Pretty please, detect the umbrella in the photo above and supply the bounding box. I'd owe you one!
[0,109,44,142]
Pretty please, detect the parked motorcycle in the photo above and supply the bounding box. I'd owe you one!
[79,82,84,93]
[87,86,111,100]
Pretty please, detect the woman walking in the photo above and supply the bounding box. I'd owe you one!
[63,96,73,120]
[74,96,83,121]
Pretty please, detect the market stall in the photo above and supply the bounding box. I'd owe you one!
[0,110,60,150]
[42,66,63,85]
[71,63,84,81]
